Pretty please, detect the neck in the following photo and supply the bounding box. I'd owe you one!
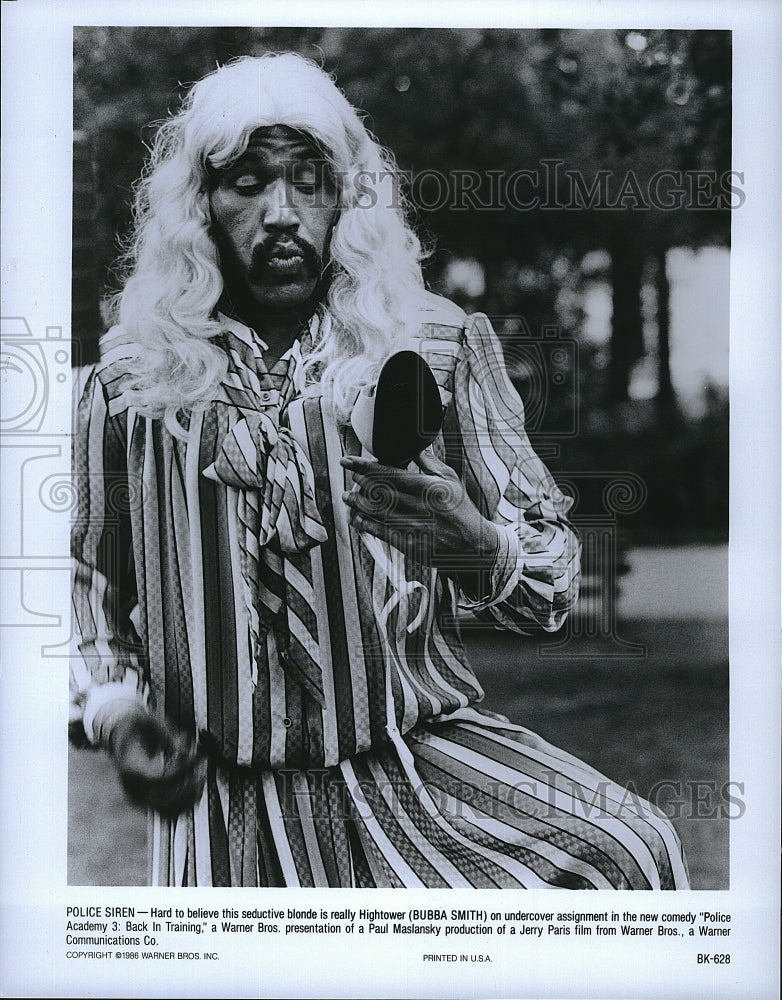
[220,291,314,365]
[255,310,309,363]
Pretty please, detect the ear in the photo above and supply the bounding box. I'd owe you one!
[324,209,339,253]
[318,214,339,286]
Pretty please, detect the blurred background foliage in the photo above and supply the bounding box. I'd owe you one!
[73,26,731,544]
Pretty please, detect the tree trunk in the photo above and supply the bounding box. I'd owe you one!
[655,245,675,404]
[608,225,645,403]
[72,131,103,366]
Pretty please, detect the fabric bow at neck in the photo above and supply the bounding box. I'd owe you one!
[203,346,327,554]
[204,402,329,552]
[203,325,327,706]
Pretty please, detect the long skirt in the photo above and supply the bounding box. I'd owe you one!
[148,707,690,889]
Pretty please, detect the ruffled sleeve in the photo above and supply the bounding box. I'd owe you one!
[446,311,580,632]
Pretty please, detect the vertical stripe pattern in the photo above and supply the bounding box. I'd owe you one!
[72,305,688,889]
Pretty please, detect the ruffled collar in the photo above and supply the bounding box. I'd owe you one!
[214,311,322,412]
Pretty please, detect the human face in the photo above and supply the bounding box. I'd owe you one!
[209,126,338,318]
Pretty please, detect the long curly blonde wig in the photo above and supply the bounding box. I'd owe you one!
[109,52,430,430]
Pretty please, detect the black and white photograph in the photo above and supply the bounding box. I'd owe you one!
[1,2,780,998]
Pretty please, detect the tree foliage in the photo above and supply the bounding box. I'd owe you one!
[74,26,731,407]
[72,26,731,539]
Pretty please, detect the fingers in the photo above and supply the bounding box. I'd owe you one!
[342,479,464,523]
[121,758,207,818]
[342,486,428,520]
[339,455,382,474]
[342,451,453,478]
[131,752,207,818]
[348,509,433,564]
[341,456,460,511]
[347,505,433,539]
[341,456,431,495]
[112,713,207,817]
[413,450,452,477]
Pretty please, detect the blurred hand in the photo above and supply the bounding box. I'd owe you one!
[105,707,206,818]
[340,451,499,574]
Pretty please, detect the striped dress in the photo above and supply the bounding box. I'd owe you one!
[71,300,689,889]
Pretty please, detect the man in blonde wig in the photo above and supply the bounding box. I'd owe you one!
[72,53,689,888]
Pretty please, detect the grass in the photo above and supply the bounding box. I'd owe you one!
[68,616,728,889]
[68,744,148,886]
[464,617,729,890]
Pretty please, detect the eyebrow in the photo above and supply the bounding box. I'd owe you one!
[243,138,326,158]
[228,148,328,170]
[207,144,334,190]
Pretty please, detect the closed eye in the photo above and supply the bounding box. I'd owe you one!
[232,173,264,191]
[228,173,318,195]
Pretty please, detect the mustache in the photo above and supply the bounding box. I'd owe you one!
[249,234,324,280]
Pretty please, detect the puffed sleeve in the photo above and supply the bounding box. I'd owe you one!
[444,311,580,632]
[70,366,148,742]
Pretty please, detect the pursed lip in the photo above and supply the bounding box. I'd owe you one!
[266,242,304,261]
[249,236,319,282]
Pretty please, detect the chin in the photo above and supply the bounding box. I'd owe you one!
[253,282,318,313]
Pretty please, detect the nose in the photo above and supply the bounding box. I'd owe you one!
[262,176,299,233]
